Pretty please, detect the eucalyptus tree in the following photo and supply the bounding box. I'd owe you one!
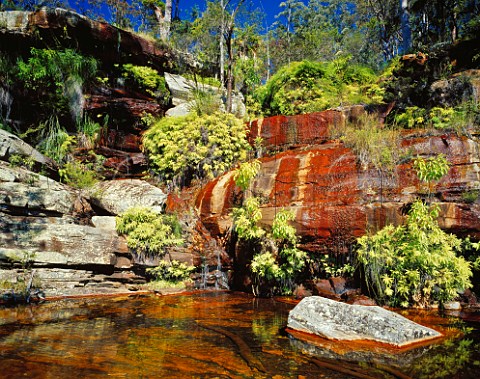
[191,0,262,113]
[141,0,173,42]
[272,0,306,65]
[353,0,403,60]
[408,0,466,46]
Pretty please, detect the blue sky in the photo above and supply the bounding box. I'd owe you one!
[179,0,287,27]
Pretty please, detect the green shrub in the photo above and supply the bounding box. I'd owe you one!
[146,260,195,284]
[231,197,265,241]
[142,112,250,185]
[255,58,382,116]
[122,64,170,104]
[233,160,261,191]
[332,113,400,170]
[189,87,220,116]
[232,201,307,296]
[14,48,97,158]
[8,154,35,171]
[413,154,451,183]
[462,190,480,204]
[357,200,472,307]
[394,103,478,133]
[35,116,76,163]
[413,154,451,197]
[59,161,102,189]
[251,252,281,282]
[116,207,184,257]
[17,48,97,92]
[394,106,428,129]
[77,116,102,149]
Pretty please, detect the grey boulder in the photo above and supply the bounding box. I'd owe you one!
[287,296,441,347]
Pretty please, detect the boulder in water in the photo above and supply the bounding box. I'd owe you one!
[287,296,441,347]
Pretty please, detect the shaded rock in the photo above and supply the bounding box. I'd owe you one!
[95,146,147,178]
[343,294,376,306]
[459,288,478,305]
[287,296,441,347]
[0,8,181,72]
[86,93,164,125]
[329,276,347,295]
[293,284,313,299]
[114,255,133,269]
[429,69,480,107]
[0,129,57,173]
[90,179,167,215]
[311,279,338,300]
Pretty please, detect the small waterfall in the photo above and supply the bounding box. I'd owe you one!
[214,249,229,290]
[64,76,84,122]
[200,257,208,289]
[0,86,13,124]
[197,254,229,290]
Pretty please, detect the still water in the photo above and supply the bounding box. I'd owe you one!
[0,291,479,378]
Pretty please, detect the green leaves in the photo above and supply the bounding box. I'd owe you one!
[146,260,195,283]
[357,200,472,307]
[122,64,170,103]
[232,201,307,295]
[255,59,382,116]
[142,112,250,185]
[233,160,261,191]
[116,207,184,256]
[231,197,265,241]
[17,48,97,92]
[413,154,451,183]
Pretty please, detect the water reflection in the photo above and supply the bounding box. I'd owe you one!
[0,292,479,378]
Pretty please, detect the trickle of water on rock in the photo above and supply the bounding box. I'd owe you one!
[64,77,84,122]
[0,86,13,122]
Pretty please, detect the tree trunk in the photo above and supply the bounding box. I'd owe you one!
[400,0,411,53]
[220,0,225,87]
[226,26,234,113]
[223,0,245,113]
[154,0,172,42]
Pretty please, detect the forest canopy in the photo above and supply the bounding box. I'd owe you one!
[2,0,479,82]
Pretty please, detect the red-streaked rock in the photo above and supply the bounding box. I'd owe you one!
[197,112,480,253]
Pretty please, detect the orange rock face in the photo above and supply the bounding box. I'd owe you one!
[197,111,480,254]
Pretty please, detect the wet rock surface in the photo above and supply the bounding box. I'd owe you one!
[197,111,480,254]
[287,296,441,347]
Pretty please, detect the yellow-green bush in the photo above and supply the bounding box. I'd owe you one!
[357,200,472,308]
[255,58,382,116]
[142,112,250,185]
[122,64,170,104]
[116,207,183,257]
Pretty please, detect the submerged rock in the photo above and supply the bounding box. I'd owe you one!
[287,296,441,347]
